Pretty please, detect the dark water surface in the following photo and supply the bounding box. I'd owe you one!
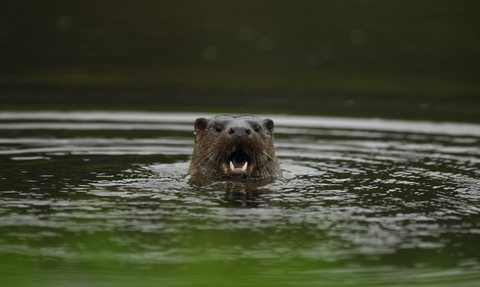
[1,111,480,286]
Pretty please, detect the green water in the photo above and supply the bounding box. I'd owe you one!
[0,111,479,286]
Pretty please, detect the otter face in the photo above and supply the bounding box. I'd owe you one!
[188,115,281,178]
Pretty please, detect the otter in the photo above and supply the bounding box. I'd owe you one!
[188,115,281,179]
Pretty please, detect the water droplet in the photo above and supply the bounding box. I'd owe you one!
[238,25,255,41]
[320,45,334,60]
[306,54,319,67]
[257,37,275,51]
[203,46,219,60]
[350,29,367,46]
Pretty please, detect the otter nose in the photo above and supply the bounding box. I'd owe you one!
[228,126,251,138]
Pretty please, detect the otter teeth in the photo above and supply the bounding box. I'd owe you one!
[229,161,248,171]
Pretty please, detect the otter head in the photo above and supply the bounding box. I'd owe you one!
[188,115,281,178]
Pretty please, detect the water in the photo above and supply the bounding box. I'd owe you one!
[1,111,479,286]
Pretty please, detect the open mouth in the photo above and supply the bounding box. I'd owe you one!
[227,149,250,175]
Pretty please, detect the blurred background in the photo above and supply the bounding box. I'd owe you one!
[1,0,479,121]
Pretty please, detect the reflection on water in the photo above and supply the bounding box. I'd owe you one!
[0,111,479,286]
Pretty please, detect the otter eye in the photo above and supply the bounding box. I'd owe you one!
[215,124,223,132]
[253,125,261,132]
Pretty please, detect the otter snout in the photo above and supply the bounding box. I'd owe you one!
[228,125,251,138]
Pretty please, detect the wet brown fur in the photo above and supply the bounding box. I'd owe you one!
[188,115,281,178]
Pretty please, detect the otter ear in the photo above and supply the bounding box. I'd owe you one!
[264,119,274,134]
[194,118,208,133]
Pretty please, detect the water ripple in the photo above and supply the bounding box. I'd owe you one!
[1,111,480,285]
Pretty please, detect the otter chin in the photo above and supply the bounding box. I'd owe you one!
[188,115,281,178]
